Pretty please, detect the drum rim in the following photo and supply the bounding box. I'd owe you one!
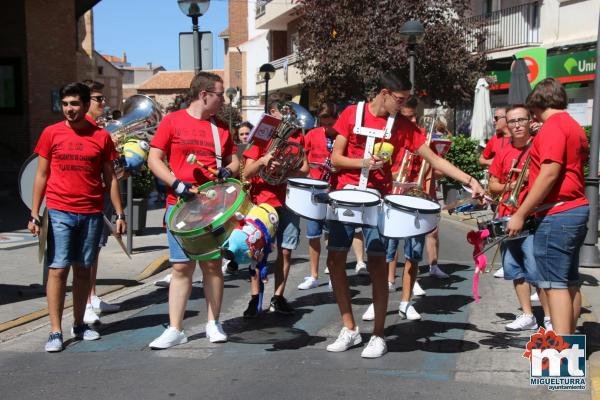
[383,195,440,214]
[168,178,247,236]
[285,204,326,222]
[328,189,381,207]
[287,177,329,189]
[378,225,438,239]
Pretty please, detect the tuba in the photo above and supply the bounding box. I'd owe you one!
[104,94,163,144]
[398,114,437,199]
[259,102,313,185]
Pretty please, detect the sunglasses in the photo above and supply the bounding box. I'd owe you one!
[494,115,506,122]
[91,95,106,103]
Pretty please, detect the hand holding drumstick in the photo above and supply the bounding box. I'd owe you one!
[186,153,218,177]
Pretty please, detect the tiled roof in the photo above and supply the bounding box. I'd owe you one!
[137,70,224,90]
[219,28,229,38]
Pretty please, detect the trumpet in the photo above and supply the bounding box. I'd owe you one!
[259,102,310,185]
[503,154,530,210]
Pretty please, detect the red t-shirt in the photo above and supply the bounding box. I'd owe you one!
[333,104,426,195]
[150,109,233,207]
[304,127,338,185]
[243,132,305,207]
[527,112,588,215]
[34,120,118,213]
[489,142,531,217]
[482,132,510,160]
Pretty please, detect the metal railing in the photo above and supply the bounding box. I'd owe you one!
[271,52,298,69]
[256,0,273,18]
[466,2,540,53]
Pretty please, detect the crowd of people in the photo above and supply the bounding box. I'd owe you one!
[27,69,589,359]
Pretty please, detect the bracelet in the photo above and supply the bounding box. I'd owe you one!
[466,176,473,185]
[115,214,126,221]
[29,216,41,226]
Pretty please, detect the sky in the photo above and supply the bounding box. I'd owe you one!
[94,0,229,71]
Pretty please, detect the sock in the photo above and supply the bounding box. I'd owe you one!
[90,296,100,308]
[400,301,409,311]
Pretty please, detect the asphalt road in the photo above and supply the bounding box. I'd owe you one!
[0,218,589,400]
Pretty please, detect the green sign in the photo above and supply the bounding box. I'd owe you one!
[547,50,597,81]
[515,48,547,86]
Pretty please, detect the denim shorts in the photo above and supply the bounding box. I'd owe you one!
[386,235,425,262]
[166,205,191,263]
[306,219,329,239]
[98,195,115,248]
[501,235,535,282]
[276,207,300,250]
[531,205,589,289]
[328,221,386,256]
[47,209,103,268]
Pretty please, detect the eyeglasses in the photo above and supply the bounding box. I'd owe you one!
[387,91,406,104]
[507,117,530,127]
[493,115,506,122]
[90,95,106,103]
[205,90,225,98]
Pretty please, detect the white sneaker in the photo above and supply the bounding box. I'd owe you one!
[493,267,504,278]
[429,265,449,279]
[84,305,100,325]
[505,314,538,331]
[413,281,426,297]
[324,266,330,274]
[149,327,188,349]
[388,281,396,292]
[326,327,362,352]
[399,302,422,321]
[361,335,388,358]
[355,261,368,275]
[155,273,172,288]
[297,277,318,290]
[362,303,375,321]
[90,296,120,313]
[328,280,333,291]
[530,292,539,302]
[206,320,228,343]
[544,317,553,331]
[71,324,100,341]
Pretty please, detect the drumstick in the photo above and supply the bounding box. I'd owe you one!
[189,187,217,199]
[186,154,218,177]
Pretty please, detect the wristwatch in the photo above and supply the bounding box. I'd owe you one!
[29,216,41,226]
[115,213,126,221]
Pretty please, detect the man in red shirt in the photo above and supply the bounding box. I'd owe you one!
[242,98,309,317]
[479,107,510,167]
[148,72,239,349]
[488,105,550,332]
[507,78,589,335]
[326,70,485,358]
[27,82,126,352]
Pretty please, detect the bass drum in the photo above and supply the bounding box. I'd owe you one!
[18,154,46,212]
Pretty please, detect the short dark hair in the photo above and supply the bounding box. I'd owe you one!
[505,104,530,118]
[60,82,91,103]
[189,71,223,100]
[526,77,568,110]
[81,79,104,93]
[375,69,412,93]
[317,102,338,119]
[402,95,419,110]
[237,121,254,131]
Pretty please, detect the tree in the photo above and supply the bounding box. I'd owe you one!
[296,0,486,106]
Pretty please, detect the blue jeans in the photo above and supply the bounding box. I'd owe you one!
[47,209,103,268]
[306,219,328,239]
[501,235,535,282]
[386,236,425,262]
[276,207,300,250]
[328,221,386,256]
[165,205,191,263]
[531,205,589,288]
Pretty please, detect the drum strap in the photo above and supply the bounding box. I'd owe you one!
[353,101,396,190]
[210,117,222,169]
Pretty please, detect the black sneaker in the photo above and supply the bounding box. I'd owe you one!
[243,295,260,319]
[269,295,295,315]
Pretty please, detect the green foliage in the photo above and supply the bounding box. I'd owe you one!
[132,168,155,198]
[439,135,484,185]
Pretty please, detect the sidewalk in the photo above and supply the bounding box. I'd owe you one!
[0,191,170,331]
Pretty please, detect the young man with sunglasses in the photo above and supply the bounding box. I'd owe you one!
[479,107,511,167]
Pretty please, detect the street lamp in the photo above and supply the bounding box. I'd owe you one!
[225,87,238,135]
[177,0,211,75]
[259,63,276,113]
[399,20,425,95]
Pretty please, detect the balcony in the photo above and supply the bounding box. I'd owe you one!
[256,53,303,93]
[255,0,299,30]
[467,2,541,53]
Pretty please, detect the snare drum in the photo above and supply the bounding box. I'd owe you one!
[168,179,252,260]
[378,195,440,238]
[326,189,381,227]
[286,178,329,221]
[483,216,536,241]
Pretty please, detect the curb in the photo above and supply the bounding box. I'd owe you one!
[0,255,171,334]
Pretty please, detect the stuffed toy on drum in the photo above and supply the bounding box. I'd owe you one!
[224,203,279,266]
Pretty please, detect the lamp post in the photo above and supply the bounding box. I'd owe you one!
[259,63,276,113]
[399,20,425,95]
[225,87,237,137]
[177,0,210,75]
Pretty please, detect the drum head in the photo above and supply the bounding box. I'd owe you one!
[18,154,46,212]
[169,180,244,233]
[288,177,329,189]
[385,195,440,214]
[329,189,380,206]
